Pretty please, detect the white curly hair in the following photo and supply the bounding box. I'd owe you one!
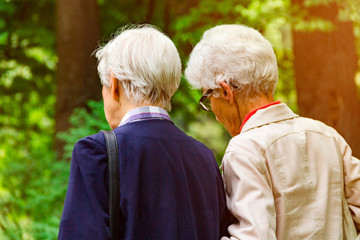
[185,24,278,100]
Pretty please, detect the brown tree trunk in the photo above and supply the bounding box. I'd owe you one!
[55,0,101,155]
[292,0,360,157]
[145,0,156,23]
[163,0,171,34]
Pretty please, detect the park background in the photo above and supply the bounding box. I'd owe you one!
[0,0,359,239]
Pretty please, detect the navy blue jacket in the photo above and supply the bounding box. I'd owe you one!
[59,119,230,239]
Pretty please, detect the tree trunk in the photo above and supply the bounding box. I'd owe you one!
[145,0,156,23]
[55,0,101,155]
[292,0,360,157]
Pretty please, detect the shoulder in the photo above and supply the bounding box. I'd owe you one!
[115,120,217,164]
[298,117,353,152]
[291,117,348,146]
[114,120,213,151]
[229,116,342,151]
[170,123,216,160]
[74,131,106,153]
[223,116,345,167]
[72,132,107,169]
[225,132,264,162]
[112,119,179,138]
[191,137,216,161]
[223,135,264,172]
[297,117,337,134]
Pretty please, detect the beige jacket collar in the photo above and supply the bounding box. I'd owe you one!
[241,103,299,133]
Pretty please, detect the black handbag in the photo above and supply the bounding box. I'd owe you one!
[101,130,121,240]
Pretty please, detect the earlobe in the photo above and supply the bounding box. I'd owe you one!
[219,81,234,104]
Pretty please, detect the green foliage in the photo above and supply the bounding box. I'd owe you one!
[0,0,65,239]
[1,0,359,239]
[0,127,69,239]
[58,100,110,161]
[341,0,360,95]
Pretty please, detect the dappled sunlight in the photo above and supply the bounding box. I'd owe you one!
[1,0,359,238]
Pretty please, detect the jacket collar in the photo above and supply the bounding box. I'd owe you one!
[241,103,299,133]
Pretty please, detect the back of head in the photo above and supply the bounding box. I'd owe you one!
[185,24,278,100]
[95,25,181,111]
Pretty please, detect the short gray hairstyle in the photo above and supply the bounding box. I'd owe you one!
[95,25,181,111]
[185,24,278,99]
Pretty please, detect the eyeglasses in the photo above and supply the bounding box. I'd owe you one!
[199,89,214,112]
[199,82,238,111]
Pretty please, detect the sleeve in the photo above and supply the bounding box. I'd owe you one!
[58,137,110,240]
[342,140,360,231]
[220,150,276,240]
[217,165,233,238]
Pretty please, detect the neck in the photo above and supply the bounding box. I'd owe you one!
[237,94,274,123]
[119,102,158,121]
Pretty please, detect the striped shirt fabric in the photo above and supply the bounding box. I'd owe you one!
[119,106,171,127]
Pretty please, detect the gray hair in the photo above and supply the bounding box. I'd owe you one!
[95,25,181,111]
[185,24,278,100]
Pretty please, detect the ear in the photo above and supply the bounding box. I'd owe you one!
[219,81,234,104]
[110,75,120,101]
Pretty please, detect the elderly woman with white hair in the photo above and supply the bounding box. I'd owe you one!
[58,25,231,240]
[186,24,360,239]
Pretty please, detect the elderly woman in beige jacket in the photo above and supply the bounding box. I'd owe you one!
[185,24,360,240]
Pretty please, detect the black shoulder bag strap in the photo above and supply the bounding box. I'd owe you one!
[101,130,120,240]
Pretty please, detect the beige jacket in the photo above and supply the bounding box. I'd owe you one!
[221,103,360,240]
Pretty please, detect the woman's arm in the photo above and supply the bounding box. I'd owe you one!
[58,136,110,240]
[221,150,276,240]
[341,139,360,231]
